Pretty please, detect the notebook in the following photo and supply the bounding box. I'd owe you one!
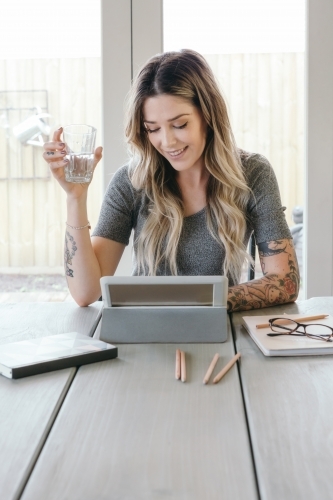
[242,314,333,356]
[0,332,118,379]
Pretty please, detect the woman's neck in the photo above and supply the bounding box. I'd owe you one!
[176,166,210,217]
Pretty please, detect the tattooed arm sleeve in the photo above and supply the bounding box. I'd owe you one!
[227,238,300,312]
[64,230,77,278]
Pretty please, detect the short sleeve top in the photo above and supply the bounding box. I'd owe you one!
[92,152,291,281]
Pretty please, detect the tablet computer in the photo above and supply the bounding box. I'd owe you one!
[101,275,227,307]
[100,276,228,343]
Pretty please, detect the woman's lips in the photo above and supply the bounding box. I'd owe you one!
[166,146,187,158]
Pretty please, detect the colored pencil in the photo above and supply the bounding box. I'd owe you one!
[256,314,328,329]
[213,353,241,384]
[203,353,219,384]
[175,349,181,380]
[180,350,186,382]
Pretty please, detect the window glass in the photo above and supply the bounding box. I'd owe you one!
[164,0,305,294]
[0,0,102,272]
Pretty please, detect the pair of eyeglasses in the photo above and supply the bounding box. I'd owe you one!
[267,318,333,342]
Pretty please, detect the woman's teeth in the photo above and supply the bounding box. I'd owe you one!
[168,147,186,157]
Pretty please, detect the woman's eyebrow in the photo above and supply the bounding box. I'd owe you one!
[143,113,191,124]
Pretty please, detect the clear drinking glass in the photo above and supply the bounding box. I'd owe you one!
[63,124,97,183]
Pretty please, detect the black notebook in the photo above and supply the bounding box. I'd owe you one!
[0,332,117,379]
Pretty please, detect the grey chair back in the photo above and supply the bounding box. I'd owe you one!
[247,232,256,281]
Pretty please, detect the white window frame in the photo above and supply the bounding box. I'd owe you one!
[101,0,163,275]
[305,0,333,298]
[101,0,163,191]
[101,0,333,295]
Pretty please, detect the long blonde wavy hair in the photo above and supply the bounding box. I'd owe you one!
[125,49,251,283]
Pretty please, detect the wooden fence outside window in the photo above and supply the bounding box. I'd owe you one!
[0,53,304,271]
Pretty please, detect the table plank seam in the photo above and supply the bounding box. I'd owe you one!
[87,307,103,337]
[16,368,77,500]
[15,305,103,500]
[230,312,261,500]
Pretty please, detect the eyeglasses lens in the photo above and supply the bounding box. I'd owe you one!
[271,319,298,333]
[271,319,332,341]
[305,324,332,340]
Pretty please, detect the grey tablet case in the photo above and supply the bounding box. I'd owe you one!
[0,332,117,379]
[100,276,228,343]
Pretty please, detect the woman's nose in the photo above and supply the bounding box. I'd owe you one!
[161,128,176,149]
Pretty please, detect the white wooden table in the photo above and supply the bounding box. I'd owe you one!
[231,297,333,500]
[0,302,102,500]
[6,298,332,499]
[20,319,258,500]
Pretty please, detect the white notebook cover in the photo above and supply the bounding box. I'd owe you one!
[242,314,333,356]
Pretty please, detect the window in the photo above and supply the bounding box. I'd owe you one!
[164,0,305,293]
[0,0,102,272]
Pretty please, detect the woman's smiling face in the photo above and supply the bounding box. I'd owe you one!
[142,94,207,174]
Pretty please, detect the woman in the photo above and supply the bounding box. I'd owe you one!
[43,49,299,310]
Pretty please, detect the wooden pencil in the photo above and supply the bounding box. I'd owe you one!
[175,349,181,380]
[180,350,186,382]
[203,353,219,384]
[213,353,241,384]
[256,314,329,329]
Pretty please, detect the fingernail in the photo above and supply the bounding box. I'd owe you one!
[59,142,65,147]
[57,127,63,131]
[60,150,66,155]
[64,158,69,163]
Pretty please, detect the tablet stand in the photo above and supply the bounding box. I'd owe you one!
[99,276,228,343]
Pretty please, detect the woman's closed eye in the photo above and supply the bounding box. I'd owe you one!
[174,122,188,130]
[145,122,188,134]
[145,127,160,134]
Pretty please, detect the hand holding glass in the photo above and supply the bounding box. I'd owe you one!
[63,124,97,183]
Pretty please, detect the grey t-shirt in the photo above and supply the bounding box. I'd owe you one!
[92,153,291,281]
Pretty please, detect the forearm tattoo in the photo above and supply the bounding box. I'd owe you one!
[258,239,286,275]
[228,239,299,312]
[64,230,77,278]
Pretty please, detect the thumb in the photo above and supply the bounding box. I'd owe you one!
[94,146,103,165]
[53,127,63,142]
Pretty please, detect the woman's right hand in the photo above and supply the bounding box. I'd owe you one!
[43,127,103,199]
